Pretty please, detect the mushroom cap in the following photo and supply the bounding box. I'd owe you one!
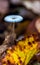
[4,15,23,23]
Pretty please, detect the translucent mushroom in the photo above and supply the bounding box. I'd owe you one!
[4,15,23,23]
[4,15,23,29]
[4,15,23,36]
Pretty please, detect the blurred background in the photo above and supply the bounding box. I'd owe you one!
[0,0,40,42]
[0,0,40,44]
[0,0,40,20]
[0,1,40,65]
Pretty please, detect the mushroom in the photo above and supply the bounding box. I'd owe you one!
[0,15,23,55]
[3,15,23,45]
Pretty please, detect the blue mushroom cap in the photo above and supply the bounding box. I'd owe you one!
[4,15,23,23]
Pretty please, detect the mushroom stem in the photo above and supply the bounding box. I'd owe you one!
[12,23,15,33]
